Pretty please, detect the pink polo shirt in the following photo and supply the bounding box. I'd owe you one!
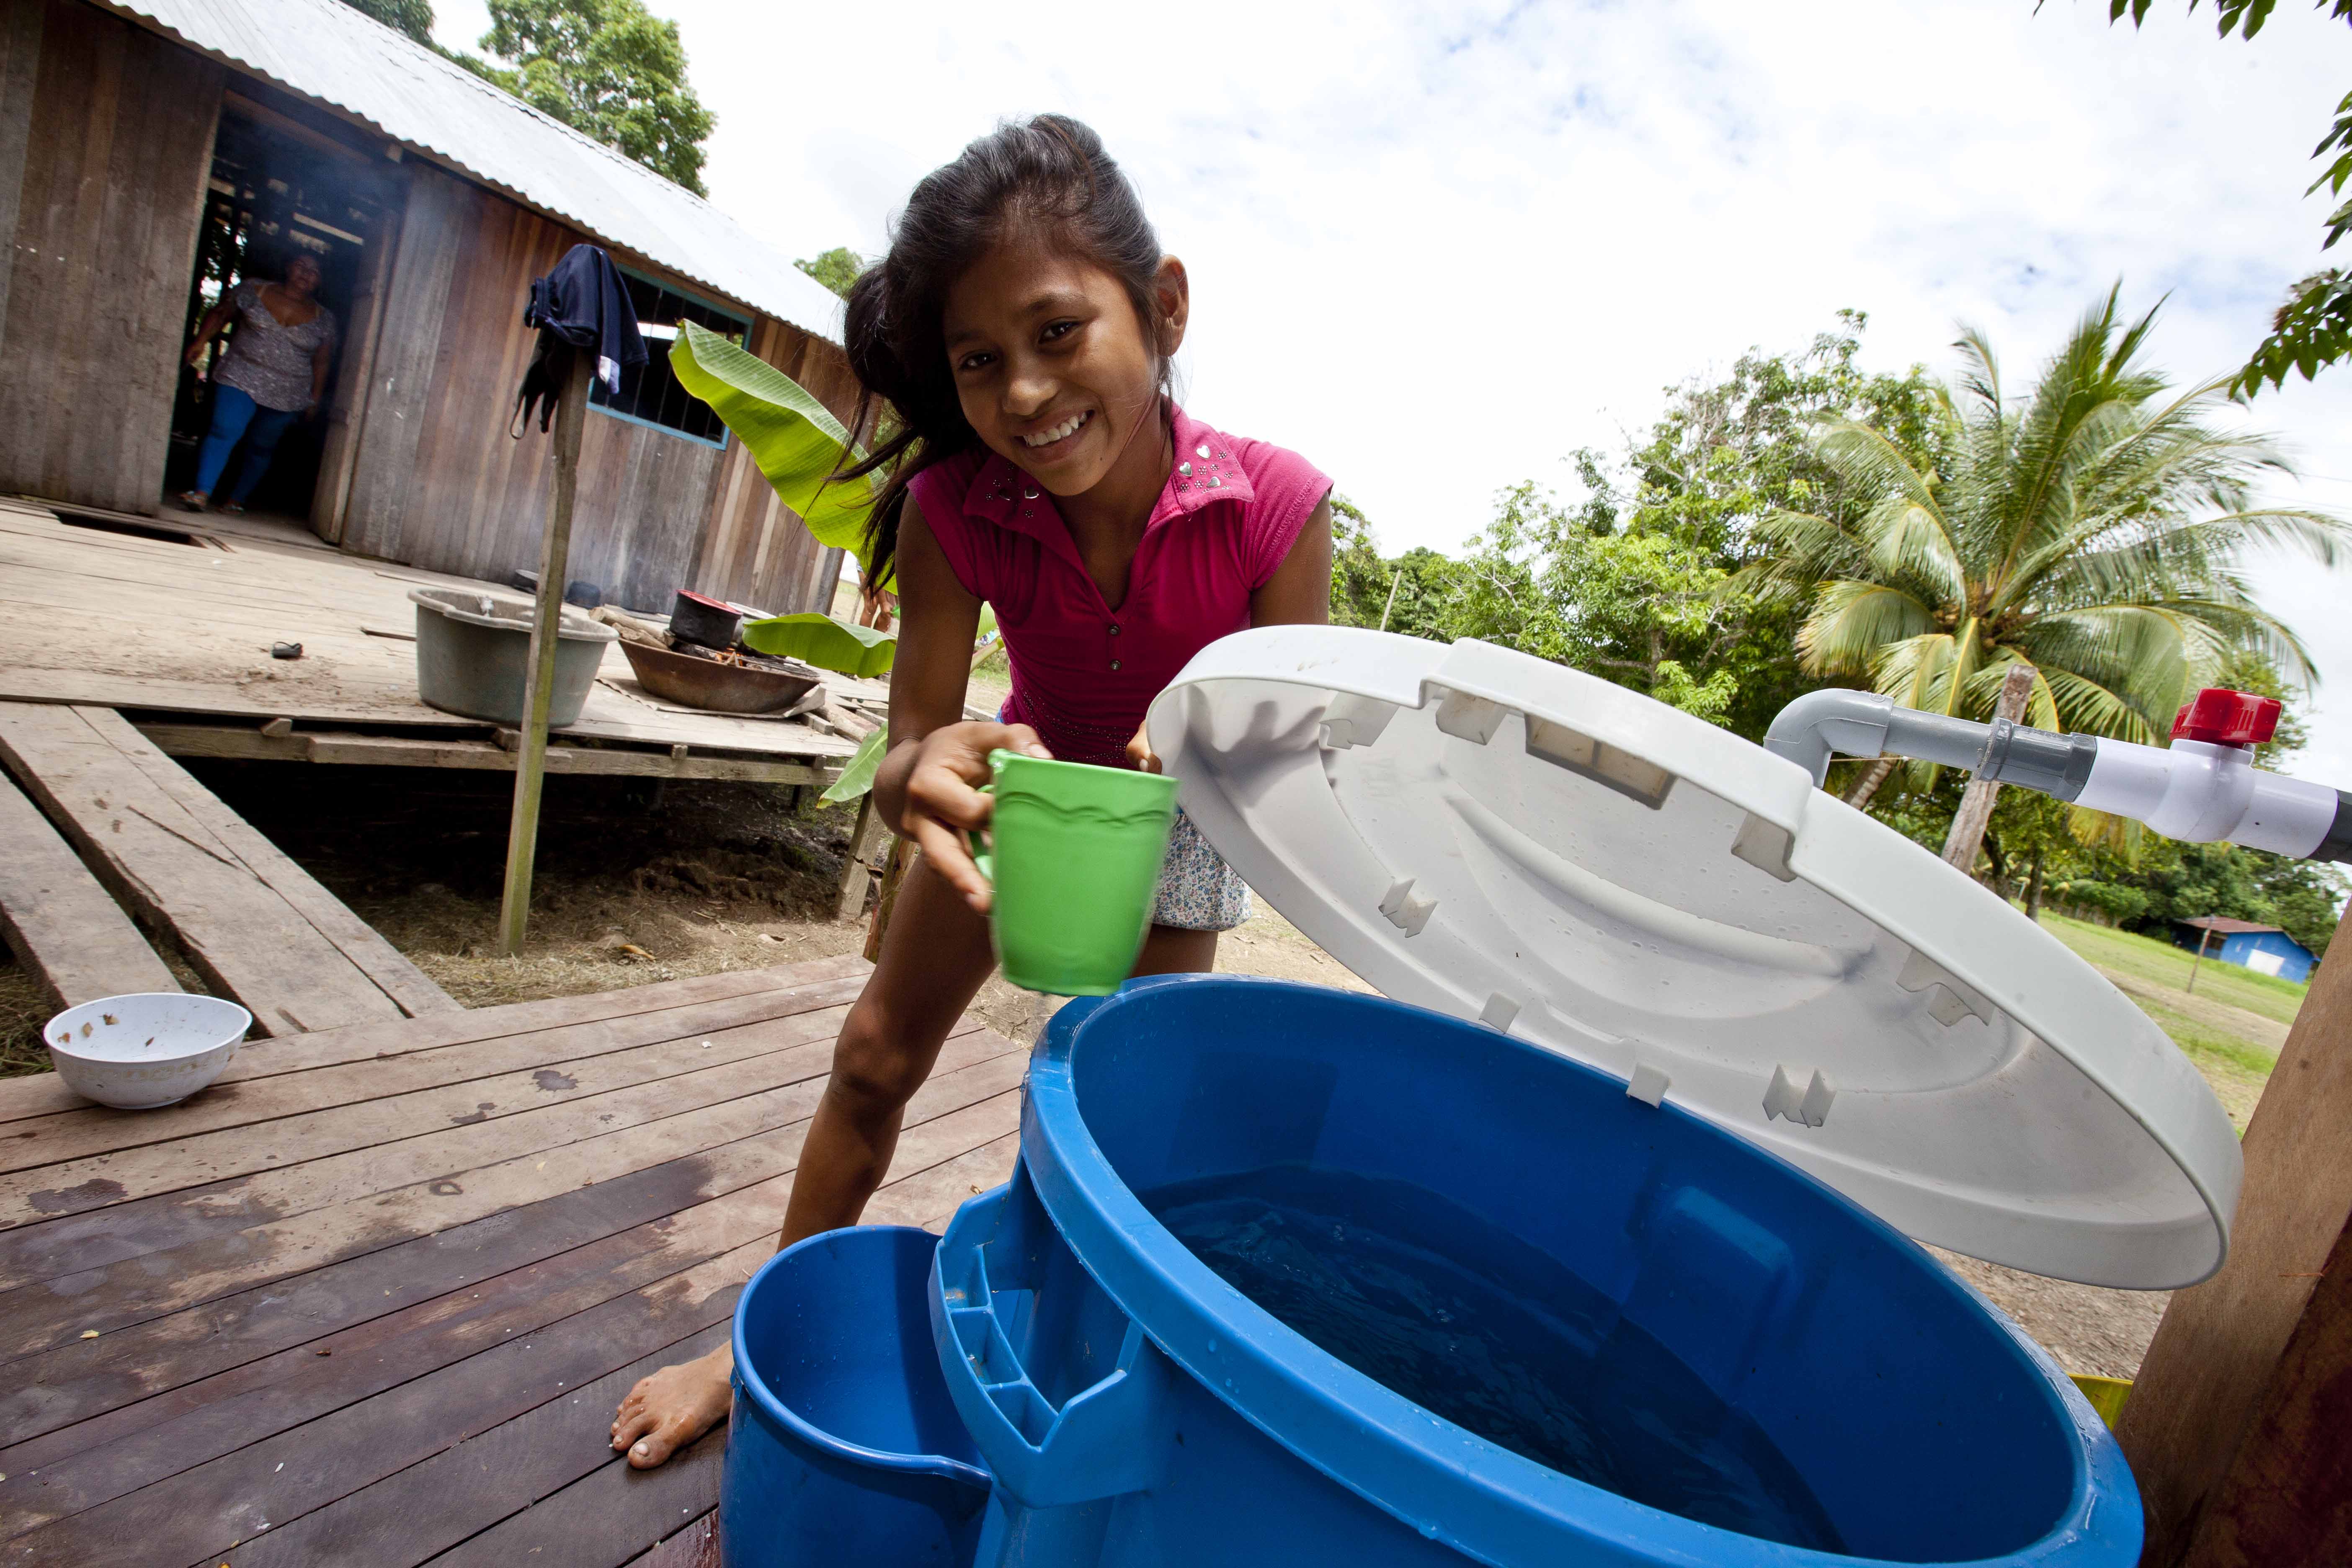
[909,405,1331,766]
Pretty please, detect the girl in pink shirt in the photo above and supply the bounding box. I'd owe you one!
[612,114,1333,1465]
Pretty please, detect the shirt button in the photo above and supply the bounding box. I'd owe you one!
[1110,659,1122,672]
[1108,624,1121,636]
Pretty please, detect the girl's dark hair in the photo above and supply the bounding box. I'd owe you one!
[838,114,1170,587]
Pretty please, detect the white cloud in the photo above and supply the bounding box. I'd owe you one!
[441,0,2352,785]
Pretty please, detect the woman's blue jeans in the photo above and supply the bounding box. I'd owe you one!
[193,384,302,503]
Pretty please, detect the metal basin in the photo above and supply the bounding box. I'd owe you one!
[618,638,823,714]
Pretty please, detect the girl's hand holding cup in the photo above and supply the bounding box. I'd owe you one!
[897,721,1051,912]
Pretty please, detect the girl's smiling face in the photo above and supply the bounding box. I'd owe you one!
[943,234,1187,501]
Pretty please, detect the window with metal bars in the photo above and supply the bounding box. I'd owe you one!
[587,269,751,448]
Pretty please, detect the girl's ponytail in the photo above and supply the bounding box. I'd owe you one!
[835,115,1169,588]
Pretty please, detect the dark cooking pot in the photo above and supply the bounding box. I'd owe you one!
[672,590,744,650]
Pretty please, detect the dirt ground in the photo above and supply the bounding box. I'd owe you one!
[0,759,2192,1382]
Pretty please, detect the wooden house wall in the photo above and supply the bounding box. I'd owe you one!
[340,162,857,617]
[688,313,857,615]
[0,0,221,514]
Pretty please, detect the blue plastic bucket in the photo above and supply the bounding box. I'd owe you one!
[725,1225,991,1567]
[930,975,2139,1566]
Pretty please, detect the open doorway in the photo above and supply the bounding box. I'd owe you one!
[170,98,395,531]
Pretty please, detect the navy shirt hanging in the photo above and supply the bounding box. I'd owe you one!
[513,244,647,435]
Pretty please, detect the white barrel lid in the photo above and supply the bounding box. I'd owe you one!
[1148,628,2242,1290]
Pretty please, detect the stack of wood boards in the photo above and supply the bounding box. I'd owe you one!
[0,702,454,1034]
[0,955,1024,1567]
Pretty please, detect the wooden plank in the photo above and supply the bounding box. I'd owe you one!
[0,954,866,1127]
[8,1084,1014,1561]
[2119,914,2352,1565]
[0,702,401,1035]
[0,1020,985,1294]
[0,992,869,1226]
[0,765,178,1013]
[419,1418,727,1568]
[306,731,836,783]
[0,0,44,343]
[76,707,458,1019]
[6,1244,753,1566]
[0,0,217,514]
[0,1059,1014,1451]
[342,162,464,563]
[626,1514,719,1568]
[2172,1204,2352,1565]
[0,506,863,762]
[4,1144,769,1453]
[0,969,869,1180]
[3,1164,798,1525]
[0,1060,876,1295]
[0,1049,1019,1362]
[180,1102,1000,1567]
[226,1326,733,1568]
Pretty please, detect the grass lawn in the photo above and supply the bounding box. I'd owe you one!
[2039,912,2310,1025]
[2035,910,2310,1131]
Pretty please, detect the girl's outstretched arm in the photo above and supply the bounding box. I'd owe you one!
[870,495,1049,911]
[1249,496,1336,630]
[1129,495,1335,772]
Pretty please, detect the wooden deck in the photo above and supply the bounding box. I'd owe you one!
[0,955,1024,1566]
[0,500,877,786]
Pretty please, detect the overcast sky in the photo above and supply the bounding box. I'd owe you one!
[445,0,2352,787]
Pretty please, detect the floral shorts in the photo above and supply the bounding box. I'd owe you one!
[1152,806,1251,932]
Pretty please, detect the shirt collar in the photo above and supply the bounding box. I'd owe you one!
[961,403,1251,556]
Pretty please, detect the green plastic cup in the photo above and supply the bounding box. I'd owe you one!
[968,749,1180,995]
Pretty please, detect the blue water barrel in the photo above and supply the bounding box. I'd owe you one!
[929,974,2139,1566]
[725,1225,991,1566]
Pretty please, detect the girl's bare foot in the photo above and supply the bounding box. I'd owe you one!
[611,1344,735,1467]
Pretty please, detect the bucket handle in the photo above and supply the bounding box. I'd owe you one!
[930,1175,1174,1509]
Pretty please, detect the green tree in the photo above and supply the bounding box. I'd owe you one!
[1583,312,1952,735]
[1745,288,2345,767]
[460,0,714,195]
[795,248,865,299]
[1327,498,1468,640]
[338,0,436,44]
[1324,313,1950,736]
[2101,1,2352,394]
[1441,482,1750,725]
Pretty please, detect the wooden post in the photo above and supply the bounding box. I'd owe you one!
[2187,923,2215,994]
[864,836,914,963]
[495,351,594,957]
[2118,900,2352,1565]
[833,790,892,921]
[1942,663,2036,874]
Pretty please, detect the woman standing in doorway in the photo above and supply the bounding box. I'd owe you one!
[176,251,338,514]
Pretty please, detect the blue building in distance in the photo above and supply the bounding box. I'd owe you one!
[2170,917,2318,985]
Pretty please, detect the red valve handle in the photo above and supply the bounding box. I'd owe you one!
[2171,688,2281,747]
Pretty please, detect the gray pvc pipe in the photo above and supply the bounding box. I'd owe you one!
[1764,689,1993,786]
[1766,688,2097,801]
[1763,689,1893,784]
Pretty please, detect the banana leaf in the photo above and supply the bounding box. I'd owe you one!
[742,612,896,677]
[669,322,890,588]
[819,723,888,805]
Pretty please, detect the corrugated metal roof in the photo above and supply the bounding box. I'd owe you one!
[103,0,847,343]
[2177,916,2286,935]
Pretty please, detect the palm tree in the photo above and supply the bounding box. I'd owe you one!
[1747,287,2347,836]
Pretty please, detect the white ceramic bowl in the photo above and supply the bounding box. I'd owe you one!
[44,993,253,1109]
